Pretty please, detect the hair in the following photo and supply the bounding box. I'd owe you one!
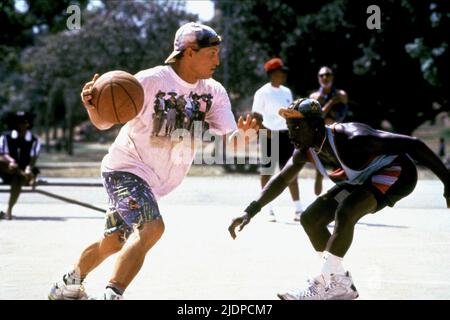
[318,66,333,75]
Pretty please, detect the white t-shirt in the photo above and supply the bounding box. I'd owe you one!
[101,65,237,198]
[252,83,293,131]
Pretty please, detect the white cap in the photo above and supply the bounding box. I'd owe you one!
[165,22,222,64]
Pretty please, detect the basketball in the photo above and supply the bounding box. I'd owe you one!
[91,70,144,124]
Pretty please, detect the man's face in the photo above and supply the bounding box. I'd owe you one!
[270,69,287,85]
[318,67,333,89]
[286,118,315,149]
[190,46,220,79]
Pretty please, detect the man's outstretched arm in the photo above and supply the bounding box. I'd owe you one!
[228,150,306,239]
[369,133,450,207]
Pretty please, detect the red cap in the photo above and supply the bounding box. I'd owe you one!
[264,58,289,73]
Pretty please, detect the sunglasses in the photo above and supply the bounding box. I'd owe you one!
[319,73,333,78]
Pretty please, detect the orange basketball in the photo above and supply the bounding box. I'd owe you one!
[91,70,144,124]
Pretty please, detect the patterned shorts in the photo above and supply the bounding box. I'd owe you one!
[326,154,418,212]
[102,171,161,241]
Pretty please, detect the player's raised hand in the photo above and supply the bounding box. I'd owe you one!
[237,114,259,132]
[228,213,251,240]
[80,74,99,109]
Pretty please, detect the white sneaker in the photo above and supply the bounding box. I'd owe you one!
[48,279,90,300]
[267,209,276,222]
[294,210,302,222]
[102,287,123,300]
[324,271,359,300]
[277,278,326,300]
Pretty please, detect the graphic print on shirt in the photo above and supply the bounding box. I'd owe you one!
[151,90,214,137]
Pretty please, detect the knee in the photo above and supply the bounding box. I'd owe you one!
[139,218,165,250]
[152,218,165,239]
[101,234,123,255]
[300,210,317,231]
[334,208,357,229]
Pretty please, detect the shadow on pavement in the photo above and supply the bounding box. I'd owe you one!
[276,221,408,229]
[7,216,103,222]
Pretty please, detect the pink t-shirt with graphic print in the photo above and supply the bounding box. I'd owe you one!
[101,65,237,198]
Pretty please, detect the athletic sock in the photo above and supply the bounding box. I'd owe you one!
[63,269,84,286]
[320,251,346,285]
[106,283,125,296]
[294,200,303,213]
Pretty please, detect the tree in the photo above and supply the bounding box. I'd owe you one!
[215,0,449,134]
[19,0,196,153]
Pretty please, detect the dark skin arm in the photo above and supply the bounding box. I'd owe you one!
[228,149,306,239]
[321,90,348,118]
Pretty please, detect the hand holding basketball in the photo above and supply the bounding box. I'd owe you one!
[91,71,144,124]
[80,71,144,126]
[81,74,100,110]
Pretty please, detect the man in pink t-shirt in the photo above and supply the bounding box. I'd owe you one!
[49,22,258,300]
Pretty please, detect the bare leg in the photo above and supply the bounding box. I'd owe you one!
[288,176,299,201]
[109,218,165,289]
[6,175,23,219]
[75,232,124,277]
[300,196,337,251]
[326,189,377,257]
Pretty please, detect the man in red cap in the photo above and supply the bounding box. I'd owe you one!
[252,58,304,222]
[252,58,323,222]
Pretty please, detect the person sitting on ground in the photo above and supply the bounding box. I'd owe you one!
[0,111,41,220]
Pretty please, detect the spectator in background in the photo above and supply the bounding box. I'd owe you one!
[252,58,305,222]
[310,66,349,125]
[0,111,41,220]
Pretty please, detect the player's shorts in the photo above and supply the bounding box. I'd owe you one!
[259,130,295,175]
[102,171,161,241]
[324,154,417,212]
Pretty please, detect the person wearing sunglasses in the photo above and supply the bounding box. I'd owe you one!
[310,66,349,125]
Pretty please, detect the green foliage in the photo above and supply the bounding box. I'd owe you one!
[1,0,449,142]
[215,0,449,134]
[9,0,196,128]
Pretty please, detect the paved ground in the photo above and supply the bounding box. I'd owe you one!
[1,175,449,300]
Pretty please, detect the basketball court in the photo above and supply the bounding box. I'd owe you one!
[1,175,449,300]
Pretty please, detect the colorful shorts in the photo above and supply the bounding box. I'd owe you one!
[102,171,161,241]
[327,154,418,212]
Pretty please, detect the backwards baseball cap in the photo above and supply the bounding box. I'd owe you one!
[279,98,323,119]
[165,22,222,64]
[264,58,289,73]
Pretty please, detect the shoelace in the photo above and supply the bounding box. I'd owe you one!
[300,280,321,298]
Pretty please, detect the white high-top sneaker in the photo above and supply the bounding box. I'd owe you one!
[102,287,124,300]
[48,276,90,300]
[324,271,359,300]
[277,278,326,300]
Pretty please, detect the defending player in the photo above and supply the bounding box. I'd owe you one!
[229,98,450,300]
